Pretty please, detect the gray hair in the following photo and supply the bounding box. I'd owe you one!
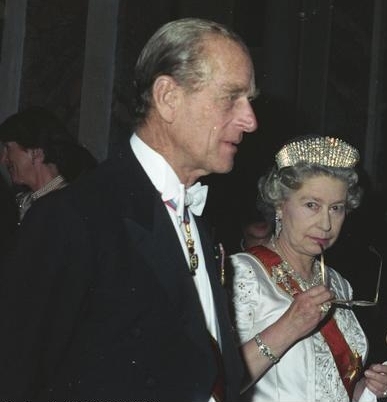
[133,18,251,128]
[258,162,362,214]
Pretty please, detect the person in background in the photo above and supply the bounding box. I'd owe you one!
[231,136,387,401]
[0,166,18,255]
[240,199,273,250]
[0,107,97,222]
[0,18,257,402]
[241,219,271,249]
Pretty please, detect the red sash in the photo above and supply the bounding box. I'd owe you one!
[248,245,362,399]
[209,332,225,402]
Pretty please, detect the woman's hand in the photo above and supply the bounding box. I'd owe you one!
[281,285,334,341]
[363,363,387,399]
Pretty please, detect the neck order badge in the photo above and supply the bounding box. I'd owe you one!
[164,183,207,275]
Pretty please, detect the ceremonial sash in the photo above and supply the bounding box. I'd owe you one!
[247,245,362,399]
[209,332,225,402]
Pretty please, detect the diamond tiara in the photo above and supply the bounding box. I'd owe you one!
[275,137,360,169]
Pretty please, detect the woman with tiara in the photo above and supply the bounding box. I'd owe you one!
[231,136,387,401]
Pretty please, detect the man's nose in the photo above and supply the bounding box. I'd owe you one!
[238,101,258,133]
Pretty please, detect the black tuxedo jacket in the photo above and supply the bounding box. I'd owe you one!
[0,146,243,402]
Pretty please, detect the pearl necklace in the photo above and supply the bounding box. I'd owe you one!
[270,237,322,291]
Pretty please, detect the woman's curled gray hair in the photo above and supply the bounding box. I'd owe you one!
[258,162,362,214]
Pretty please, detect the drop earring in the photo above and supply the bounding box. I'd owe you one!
[275,213,282,238]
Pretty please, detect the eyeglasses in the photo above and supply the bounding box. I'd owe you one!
[320,245,382,307]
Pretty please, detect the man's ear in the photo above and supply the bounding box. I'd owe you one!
[31,148,45,164]
[152,75,180,123]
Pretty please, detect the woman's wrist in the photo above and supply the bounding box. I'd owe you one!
[254,332,280,364]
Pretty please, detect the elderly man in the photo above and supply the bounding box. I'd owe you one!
[0,18,257,402]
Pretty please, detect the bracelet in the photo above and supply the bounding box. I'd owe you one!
[254,333,280,364]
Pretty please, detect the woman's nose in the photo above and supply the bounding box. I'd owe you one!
[319,211,332,231]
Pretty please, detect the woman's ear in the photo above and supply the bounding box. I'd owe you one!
[152,75,180,123]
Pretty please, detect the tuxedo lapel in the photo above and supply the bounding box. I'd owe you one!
[195,217,228,337]
[119,149,210,351]
[125,202,211,351]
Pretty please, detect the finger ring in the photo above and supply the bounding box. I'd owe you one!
[320,302,331,314]
[383,389,387,397]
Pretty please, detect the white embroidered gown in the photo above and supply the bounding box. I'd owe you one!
[231,251,372,402]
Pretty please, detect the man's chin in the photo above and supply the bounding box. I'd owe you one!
[220,161,234,174]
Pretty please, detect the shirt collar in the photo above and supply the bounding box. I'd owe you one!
[130,133,184,202]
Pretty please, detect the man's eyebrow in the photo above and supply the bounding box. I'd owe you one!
[221,84,259,99]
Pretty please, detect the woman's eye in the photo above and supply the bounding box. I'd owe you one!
[331,204,345,213]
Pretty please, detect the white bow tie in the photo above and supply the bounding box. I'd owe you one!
[184,182,208,216]
[172,182,208,222]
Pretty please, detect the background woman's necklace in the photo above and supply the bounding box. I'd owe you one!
[270,237,322,291]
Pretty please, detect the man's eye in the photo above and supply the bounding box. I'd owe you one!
[227,94,238,102]
[247,95,257,103]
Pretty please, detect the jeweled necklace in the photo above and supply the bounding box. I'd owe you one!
[270,237,322,291]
